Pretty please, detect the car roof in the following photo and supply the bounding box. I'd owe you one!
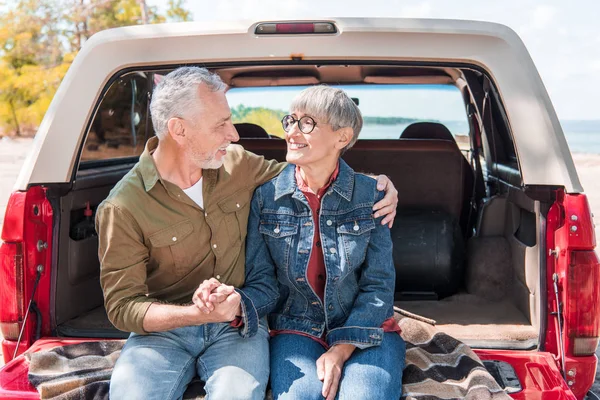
[15,18,582,192]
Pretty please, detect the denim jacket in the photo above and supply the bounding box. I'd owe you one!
[241,160,396,349]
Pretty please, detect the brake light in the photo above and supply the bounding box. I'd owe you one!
[255,22,337,35]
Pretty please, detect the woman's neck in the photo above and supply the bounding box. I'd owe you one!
[299,159,338,193]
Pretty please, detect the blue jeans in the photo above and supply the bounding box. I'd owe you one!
[270,332,405,400]
[110,321,270,400]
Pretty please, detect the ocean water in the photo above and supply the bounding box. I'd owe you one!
[360,120,600,155]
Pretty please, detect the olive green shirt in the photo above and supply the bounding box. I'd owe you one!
[96,137,284,334]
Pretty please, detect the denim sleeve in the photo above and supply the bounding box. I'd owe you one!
[326,190,396,349]
[235,188,279,338]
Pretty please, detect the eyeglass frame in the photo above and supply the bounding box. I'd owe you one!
[281,114,327,134]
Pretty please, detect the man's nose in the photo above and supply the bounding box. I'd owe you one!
[229,122,240,142]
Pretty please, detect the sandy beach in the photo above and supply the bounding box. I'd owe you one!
[0,137,599,394]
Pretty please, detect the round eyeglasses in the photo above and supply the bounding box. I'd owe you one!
[281,114,317,134]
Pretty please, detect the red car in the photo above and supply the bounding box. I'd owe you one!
[0,19,598,399]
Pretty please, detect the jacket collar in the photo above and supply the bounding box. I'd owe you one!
[274,159,354,202]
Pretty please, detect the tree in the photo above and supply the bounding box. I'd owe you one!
[0,0,192,136]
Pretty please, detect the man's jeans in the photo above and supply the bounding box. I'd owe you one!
[270,332,405,400]
[110,321,270,400]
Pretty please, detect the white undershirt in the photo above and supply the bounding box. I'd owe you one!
[183,177,204,209]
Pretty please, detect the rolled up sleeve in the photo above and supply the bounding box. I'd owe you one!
[96,201,156,334]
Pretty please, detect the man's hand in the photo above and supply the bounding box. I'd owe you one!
[316,344,356,400]
[374,174,398,228]
[188,289,241,323]
[192,278,235,313]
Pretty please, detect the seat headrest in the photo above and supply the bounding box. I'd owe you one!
[234,123,270,139]
[400,122,455,142]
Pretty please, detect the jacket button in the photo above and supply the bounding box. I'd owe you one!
[330,248,337,254]
[353,224,360,231]
[326,220,333,226]
[172,237,177,242]
[274,227,280,234]
[328,305,334,311]
[236,203,240,208]
[213,244,217,249]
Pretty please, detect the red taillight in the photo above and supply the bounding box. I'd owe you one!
[566,250,600,356]
[255,22,337,35]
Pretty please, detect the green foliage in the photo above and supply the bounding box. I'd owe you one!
[166,0,191,22]
[231,105,287,138]
[0,0,192,136]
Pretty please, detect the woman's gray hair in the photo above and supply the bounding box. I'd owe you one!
[290,85,363,153]
[150,66,226,139]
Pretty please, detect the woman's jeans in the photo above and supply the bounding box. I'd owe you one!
[270,332,405,400]
[110,322,270,400]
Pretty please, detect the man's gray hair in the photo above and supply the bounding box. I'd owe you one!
[290,85,363,152]
[150,66,226,139]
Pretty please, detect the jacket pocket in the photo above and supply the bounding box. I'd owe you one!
[259,221,298,239]
[148,220,195,277]
[336,216,376,269]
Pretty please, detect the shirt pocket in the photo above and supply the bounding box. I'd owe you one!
[336,216,376,269]
[218,189,252,245]
[148,220,195,277]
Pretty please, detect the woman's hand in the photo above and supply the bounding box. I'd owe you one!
[374,175,398,228]
[316,344,356,400]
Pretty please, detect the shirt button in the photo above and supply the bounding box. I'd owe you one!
[330,247,337,254]
[236,203,240,208]
[326,220,332,226]
[205,213,208,217]
[216,275,221,279]
[172,237,177,242]
[213,244,217,249]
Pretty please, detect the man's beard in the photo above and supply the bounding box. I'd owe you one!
[188,147,224,170]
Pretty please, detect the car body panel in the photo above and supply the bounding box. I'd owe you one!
[15,18,581,192]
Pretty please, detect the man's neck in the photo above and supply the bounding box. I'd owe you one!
[152,140,202,189]
[299,159,338,193]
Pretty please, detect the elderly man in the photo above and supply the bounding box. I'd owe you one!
[96,66,398,400]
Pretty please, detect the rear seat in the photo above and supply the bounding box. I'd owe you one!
[240,133,472,299]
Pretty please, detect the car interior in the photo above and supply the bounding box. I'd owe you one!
[52,63,549,354]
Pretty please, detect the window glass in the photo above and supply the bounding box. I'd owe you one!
[80,72,153,163]
[227,84,469,150]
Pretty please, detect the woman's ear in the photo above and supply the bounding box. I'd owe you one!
[167,117,186,144]
[334,127,353,151]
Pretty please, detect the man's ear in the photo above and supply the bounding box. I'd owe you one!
[167,117,185,144]
[334,127,353,151]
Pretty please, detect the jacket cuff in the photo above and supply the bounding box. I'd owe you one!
[235,289,259,338]
[326,326,384,349]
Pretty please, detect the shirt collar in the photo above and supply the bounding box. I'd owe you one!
[275,159,354,201]
[139,137,162,192]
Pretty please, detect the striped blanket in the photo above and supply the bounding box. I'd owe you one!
[27,313,510,400]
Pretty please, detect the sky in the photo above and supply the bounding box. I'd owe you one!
[148,0,600,121]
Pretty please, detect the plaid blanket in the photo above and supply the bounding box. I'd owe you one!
[27,313,510,400]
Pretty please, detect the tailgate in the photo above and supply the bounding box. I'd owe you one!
[0,338,110,400]
[475,349,578,399]
[0,340,577,399]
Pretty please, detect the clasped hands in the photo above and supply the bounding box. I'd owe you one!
[190,278,242,323]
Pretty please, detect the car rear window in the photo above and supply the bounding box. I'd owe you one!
[227,84,469,148]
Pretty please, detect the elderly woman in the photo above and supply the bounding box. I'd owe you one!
[244,86,405,400]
